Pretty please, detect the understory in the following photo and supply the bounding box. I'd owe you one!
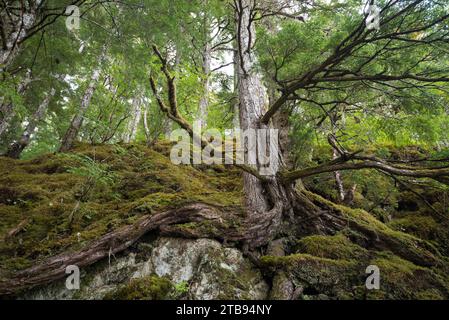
[0,142,448,299]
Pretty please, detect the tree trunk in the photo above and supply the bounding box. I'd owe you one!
[123,96,142,143]
[59,47,106,152]
[5,88,55,158]
[0,104,14,138]
[163,44,183,139]
[0,70,32,138]
[198,39,211,128]
[143,104,152,145]
[333,147,346,202]
[236,0,270,214]
[0,3,38,70]
[233,40,240,128]
[330,110,346,202]
[235,0,298,250]
[197,9,212,128]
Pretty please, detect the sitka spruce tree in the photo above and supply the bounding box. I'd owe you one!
[1,0,449,299]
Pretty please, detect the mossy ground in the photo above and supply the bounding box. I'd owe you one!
[0,142,243,276]
[1,142,449,299]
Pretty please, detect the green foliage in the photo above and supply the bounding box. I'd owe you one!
[63,154,117,188]
[174,281,190,296]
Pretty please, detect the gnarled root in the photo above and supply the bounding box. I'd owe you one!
[0,203,241,296]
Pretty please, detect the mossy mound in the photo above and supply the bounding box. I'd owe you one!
[0,142,243,276]
[262,247,449,299]
[296,233,369,260]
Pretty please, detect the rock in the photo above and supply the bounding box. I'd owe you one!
[21,237,268,300]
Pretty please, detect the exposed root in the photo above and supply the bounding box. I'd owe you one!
[0,203,240,296]
[1,190,443,298]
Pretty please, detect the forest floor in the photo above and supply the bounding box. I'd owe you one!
[1,142,449,299]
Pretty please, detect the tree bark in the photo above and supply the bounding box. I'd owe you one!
[0,69,32,138]
[236,0,270,213]
[233,40,240,128]
[330,113,345,202]
[333,147,346,202]
[0,2,38,70]
[5,88,55,158]
[142,104,152,145]
[123,96,142,143]
[197,38,211,128]
[234,0,299,249]
[59,47,107,152]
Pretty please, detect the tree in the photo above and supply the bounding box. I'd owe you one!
[0,1,109,71]
[122,96,143,143]
[5,88,56,158]
[2,0,449,296]
[150,0,449,251]
[59,45,107,152]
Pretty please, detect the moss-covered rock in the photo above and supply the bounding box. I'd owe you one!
[103,275,174,300]
[20,237,268,300]
[296,233,369,260]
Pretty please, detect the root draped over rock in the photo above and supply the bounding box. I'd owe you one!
[0,203,241,296]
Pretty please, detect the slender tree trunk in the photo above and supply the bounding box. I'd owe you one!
[123,96,142,143]
[164,44,182,139]
[198,40,211,128]
[0,70,32,138]
[59,47,106,152]
[0,104,15,138]
[330,111,345,202]
[0,3,38,70]
[233,40,240,128]
[197,10,212,128]
[143,104,152,145]
[333,147,346,202]
[5,88,55,158]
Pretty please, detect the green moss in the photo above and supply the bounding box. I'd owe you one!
[0,143,244,276]
[415,289,445,300]
[261,253,359,299]
[371,251,424,277]
[303,191,440,266]
[389,215,439,240]
[296,234,368,260]
[103,275,174,300]
[367,251,448,299]
[260,253,355,269]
